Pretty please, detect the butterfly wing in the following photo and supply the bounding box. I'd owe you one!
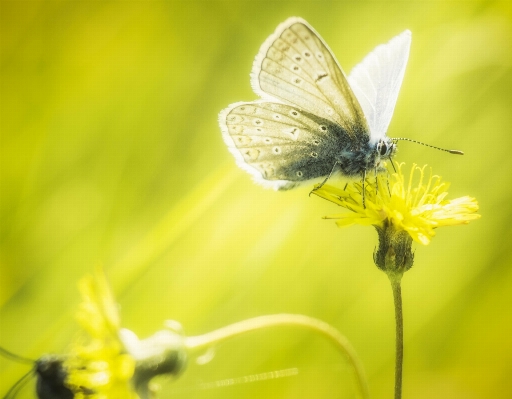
[250,17,370,140]
[348,30,411,145]
[219,101,344,190]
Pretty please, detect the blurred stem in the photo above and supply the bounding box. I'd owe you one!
[389,275,403,399]
[184,314,370,399]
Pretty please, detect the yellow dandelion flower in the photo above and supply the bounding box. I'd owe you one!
[65,267,137,399]
[312,163,480,275]
[314,163,480,244]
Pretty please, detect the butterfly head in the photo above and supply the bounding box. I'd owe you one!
[376,138,396,162]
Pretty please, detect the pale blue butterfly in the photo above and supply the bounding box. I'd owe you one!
[219,17,414,190]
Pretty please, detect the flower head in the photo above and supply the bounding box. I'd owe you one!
[312,163,480,276]
[65,267,137,398]
[63,267,188,399]
[313,163,480,245]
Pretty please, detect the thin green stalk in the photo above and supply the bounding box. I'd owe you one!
[389,277,403,399]
[184,314,370,399]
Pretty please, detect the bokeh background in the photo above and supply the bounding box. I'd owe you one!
[1,1,511,398]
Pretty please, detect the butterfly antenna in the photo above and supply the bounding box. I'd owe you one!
[0,347,35,365]
[393,138,464,155]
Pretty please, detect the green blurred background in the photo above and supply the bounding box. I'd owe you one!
[1,1,511,398]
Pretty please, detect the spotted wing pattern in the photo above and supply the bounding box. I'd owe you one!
[220,101,345,189]
[250,17,369,139]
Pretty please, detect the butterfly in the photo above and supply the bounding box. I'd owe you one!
[219,17,411,190]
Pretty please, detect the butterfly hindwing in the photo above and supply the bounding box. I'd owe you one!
[220,101,344,189]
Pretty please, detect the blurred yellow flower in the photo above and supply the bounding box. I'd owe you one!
[313,163,480,245]
[65,267,137,399]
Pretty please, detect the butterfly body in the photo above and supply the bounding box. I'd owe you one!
[220,18,409,189]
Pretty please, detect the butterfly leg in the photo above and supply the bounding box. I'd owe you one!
[386,170,391,196]
[386,157,396,196]
[362,169,367,209]
[389,156,397,172]
[319,160,339,188]
[374,166,379,192]
[310,161,338,196]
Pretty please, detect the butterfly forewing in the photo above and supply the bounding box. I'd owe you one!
[250,18,369,138]
[348,30,411,144]
[220,101,342,189]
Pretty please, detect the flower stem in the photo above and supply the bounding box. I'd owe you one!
[184,314,370,399]
[389,276,403,399]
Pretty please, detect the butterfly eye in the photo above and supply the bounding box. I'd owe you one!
[379,141,388,156]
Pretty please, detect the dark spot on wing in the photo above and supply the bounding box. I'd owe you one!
[315,73,328,82]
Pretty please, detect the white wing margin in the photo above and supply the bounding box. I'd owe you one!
[348,30,411,144]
